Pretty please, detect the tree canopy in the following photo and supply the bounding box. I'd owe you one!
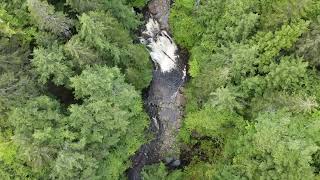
[144,0,320,179]
[0,0,151,179]
[2,0,320,179]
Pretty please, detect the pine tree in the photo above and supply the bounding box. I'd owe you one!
[66,0,140,30]
[74,11,151,90]
[27,0,73,38]
[296,19,320,67]
[56,66,148,179]
[32,43,74,85]
[8,96,65,177]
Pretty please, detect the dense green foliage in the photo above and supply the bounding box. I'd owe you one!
[145,0,320,179]
[2,0,320,179]
[0,0,150,179]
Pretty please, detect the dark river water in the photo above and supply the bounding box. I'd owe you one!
[128,0,187,179]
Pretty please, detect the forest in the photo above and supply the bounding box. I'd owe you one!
[1,0,320,179]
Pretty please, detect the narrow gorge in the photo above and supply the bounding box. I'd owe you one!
[128,0,187,179]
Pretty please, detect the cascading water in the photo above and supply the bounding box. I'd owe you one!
[140,18,178,73]
[128,1,187,179]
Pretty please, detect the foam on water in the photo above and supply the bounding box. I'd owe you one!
[141,18,179,73]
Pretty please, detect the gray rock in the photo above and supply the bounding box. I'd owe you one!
[148,0,171,30]
[171,160,181,167]
[165,157,174,164]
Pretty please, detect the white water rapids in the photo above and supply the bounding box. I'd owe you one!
[129,15,186,180]
[140,18,179,73]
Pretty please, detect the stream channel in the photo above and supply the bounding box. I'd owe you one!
[128,0,187,179]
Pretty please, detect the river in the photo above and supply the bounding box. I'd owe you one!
[128,0,187,179]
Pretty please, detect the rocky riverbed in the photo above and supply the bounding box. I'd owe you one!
[128,0,187,179]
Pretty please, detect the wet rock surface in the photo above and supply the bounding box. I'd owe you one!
[128,0,187,179]
[148,0,171,30]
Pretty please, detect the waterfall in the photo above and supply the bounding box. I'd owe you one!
[140,18,179,73]
[128,1,187,179]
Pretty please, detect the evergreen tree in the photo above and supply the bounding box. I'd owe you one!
[54,66,148,179]
[70,11,151,90]
[6,66,149,179]
[32,43,74,86]
[169,0,320,179]
[27,0,73,38]
[296,19,320,67]
[66,0,140,30]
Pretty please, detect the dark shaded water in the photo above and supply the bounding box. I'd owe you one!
[128,0,187,179]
